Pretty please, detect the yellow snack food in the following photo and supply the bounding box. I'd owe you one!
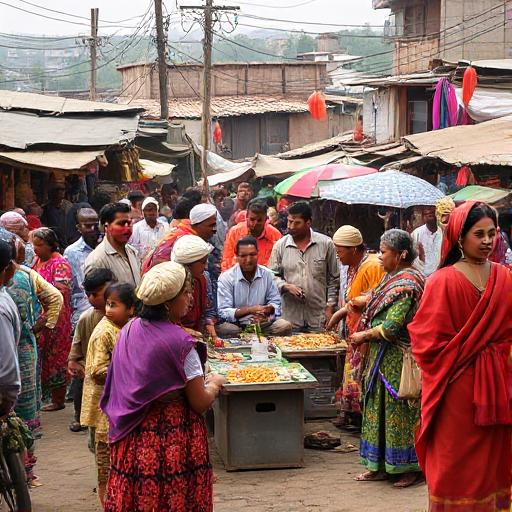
[226,366,279,384]
[273,333,344,350]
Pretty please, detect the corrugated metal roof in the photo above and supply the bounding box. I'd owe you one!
[458,59,512,72]
[324,95,363,105]
[344,72,447,88]
[278,133,354,159]
[0,90,143,115]
[0,111,138,150]
[403,115,512,166]
[117,61,325,71]
[122,95,310,119]
[0,150,102,171]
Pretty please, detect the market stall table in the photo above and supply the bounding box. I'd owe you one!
[210,360,317,471]
[273,335,348,419]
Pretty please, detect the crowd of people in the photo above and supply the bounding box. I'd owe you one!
[0,179,510,511]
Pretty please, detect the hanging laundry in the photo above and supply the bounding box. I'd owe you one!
[433,78,460,130]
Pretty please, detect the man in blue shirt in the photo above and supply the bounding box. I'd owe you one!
[64,208,101,329]
[217,236,292,338]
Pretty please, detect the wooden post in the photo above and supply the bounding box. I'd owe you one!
[154,0,169,120]
[90,8,99,101]
[180,2,239,191]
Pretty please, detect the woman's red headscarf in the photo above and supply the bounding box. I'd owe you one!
[439,200,481,267]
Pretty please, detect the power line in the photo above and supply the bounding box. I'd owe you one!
[239,13,385,28]
[11,0,150,24]
[237,0,318,7]
[0,10,155,85]
[361,18,508,76]
[0,0,170,30]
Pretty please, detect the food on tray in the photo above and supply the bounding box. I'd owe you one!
[213,352,245,363]
[273,333,346,350]
[226,366,279,384]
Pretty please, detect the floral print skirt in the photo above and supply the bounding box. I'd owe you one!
[104,399,213,512]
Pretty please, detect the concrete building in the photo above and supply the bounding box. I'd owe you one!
[375,0,512,74]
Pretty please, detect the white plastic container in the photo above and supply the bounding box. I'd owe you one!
[251,336,269,361]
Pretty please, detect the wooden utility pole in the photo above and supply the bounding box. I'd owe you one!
[154,0,169,120]
[181,2,239,190]
[89,8,99,101]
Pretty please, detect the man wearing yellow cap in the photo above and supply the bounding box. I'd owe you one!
[327,225,383,427]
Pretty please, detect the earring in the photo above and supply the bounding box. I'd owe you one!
[458,239,464,257]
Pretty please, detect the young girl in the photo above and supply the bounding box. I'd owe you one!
[80,283,136,506]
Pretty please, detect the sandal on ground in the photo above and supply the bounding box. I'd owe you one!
[41,403,65,412]
[69,421,86,433]
[354,471,388,482]
[393,473,423,488]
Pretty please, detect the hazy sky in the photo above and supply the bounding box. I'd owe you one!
[0,0,390,36]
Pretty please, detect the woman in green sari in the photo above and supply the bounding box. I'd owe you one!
[349,229,424,488]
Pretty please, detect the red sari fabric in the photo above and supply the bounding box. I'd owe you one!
[408,264,512,511]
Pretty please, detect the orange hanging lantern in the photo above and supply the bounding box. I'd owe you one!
[213,121,222,144]
[455,165,476,187]
[462,66,478,107]
[307,91,327,121]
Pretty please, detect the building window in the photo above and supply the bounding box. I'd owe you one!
[407,100,428,134]
[404,4,426,37]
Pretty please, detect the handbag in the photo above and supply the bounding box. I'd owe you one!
[398,348,422,399]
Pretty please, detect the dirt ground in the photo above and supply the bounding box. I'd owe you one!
[29,409,428,512]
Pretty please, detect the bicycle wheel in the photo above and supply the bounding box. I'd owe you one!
[0,451,31,512]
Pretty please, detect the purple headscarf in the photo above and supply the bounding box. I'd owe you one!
[100,318,196,443]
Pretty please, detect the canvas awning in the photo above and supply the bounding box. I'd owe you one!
[0,150,103,172]
[402,116,512,166]
[0,90,143,115]
[0,111,139,150]
[253,150,347,178]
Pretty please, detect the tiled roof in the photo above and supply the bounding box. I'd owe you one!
[120,95,310,119]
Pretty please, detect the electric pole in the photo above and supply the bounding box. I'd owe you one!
[154,0,169,120]
[180,2,239,190]
[89,8,99,101]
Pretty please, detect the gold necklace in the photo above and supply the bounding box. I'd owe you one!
[461,260,488,291]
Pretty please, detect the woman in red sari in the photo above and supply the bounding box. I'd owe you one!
[408,201,512,511]
[32,228,73,411]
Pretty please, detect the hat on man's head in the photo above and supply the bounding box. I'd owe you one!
[189,203,217,225]
[142,197,159,211]
[332,225,363,247]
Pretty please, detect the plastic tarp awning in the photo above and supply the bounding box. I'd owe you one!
[0,111,139,150]
[0,150,102,172]
[450,185,512,204]
[454,86,512,123]
[253,150,347,178]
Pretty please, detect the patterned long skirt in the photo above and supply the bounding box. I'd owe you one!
[15,329,40,432]
[360,341,420,474]
[104,399,213,512]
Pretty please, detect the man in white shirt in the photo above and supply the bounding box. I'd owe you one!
[129,197,169,262]
[412,206,442,277]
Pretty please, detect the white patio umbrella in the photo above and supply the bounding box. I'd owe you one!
[318,170,445,209]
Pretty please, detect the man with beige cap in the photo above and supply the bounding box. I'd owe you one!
[327,225,383,427]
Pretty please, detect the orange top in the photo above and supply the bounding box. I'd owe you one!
[221,222,282,271]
